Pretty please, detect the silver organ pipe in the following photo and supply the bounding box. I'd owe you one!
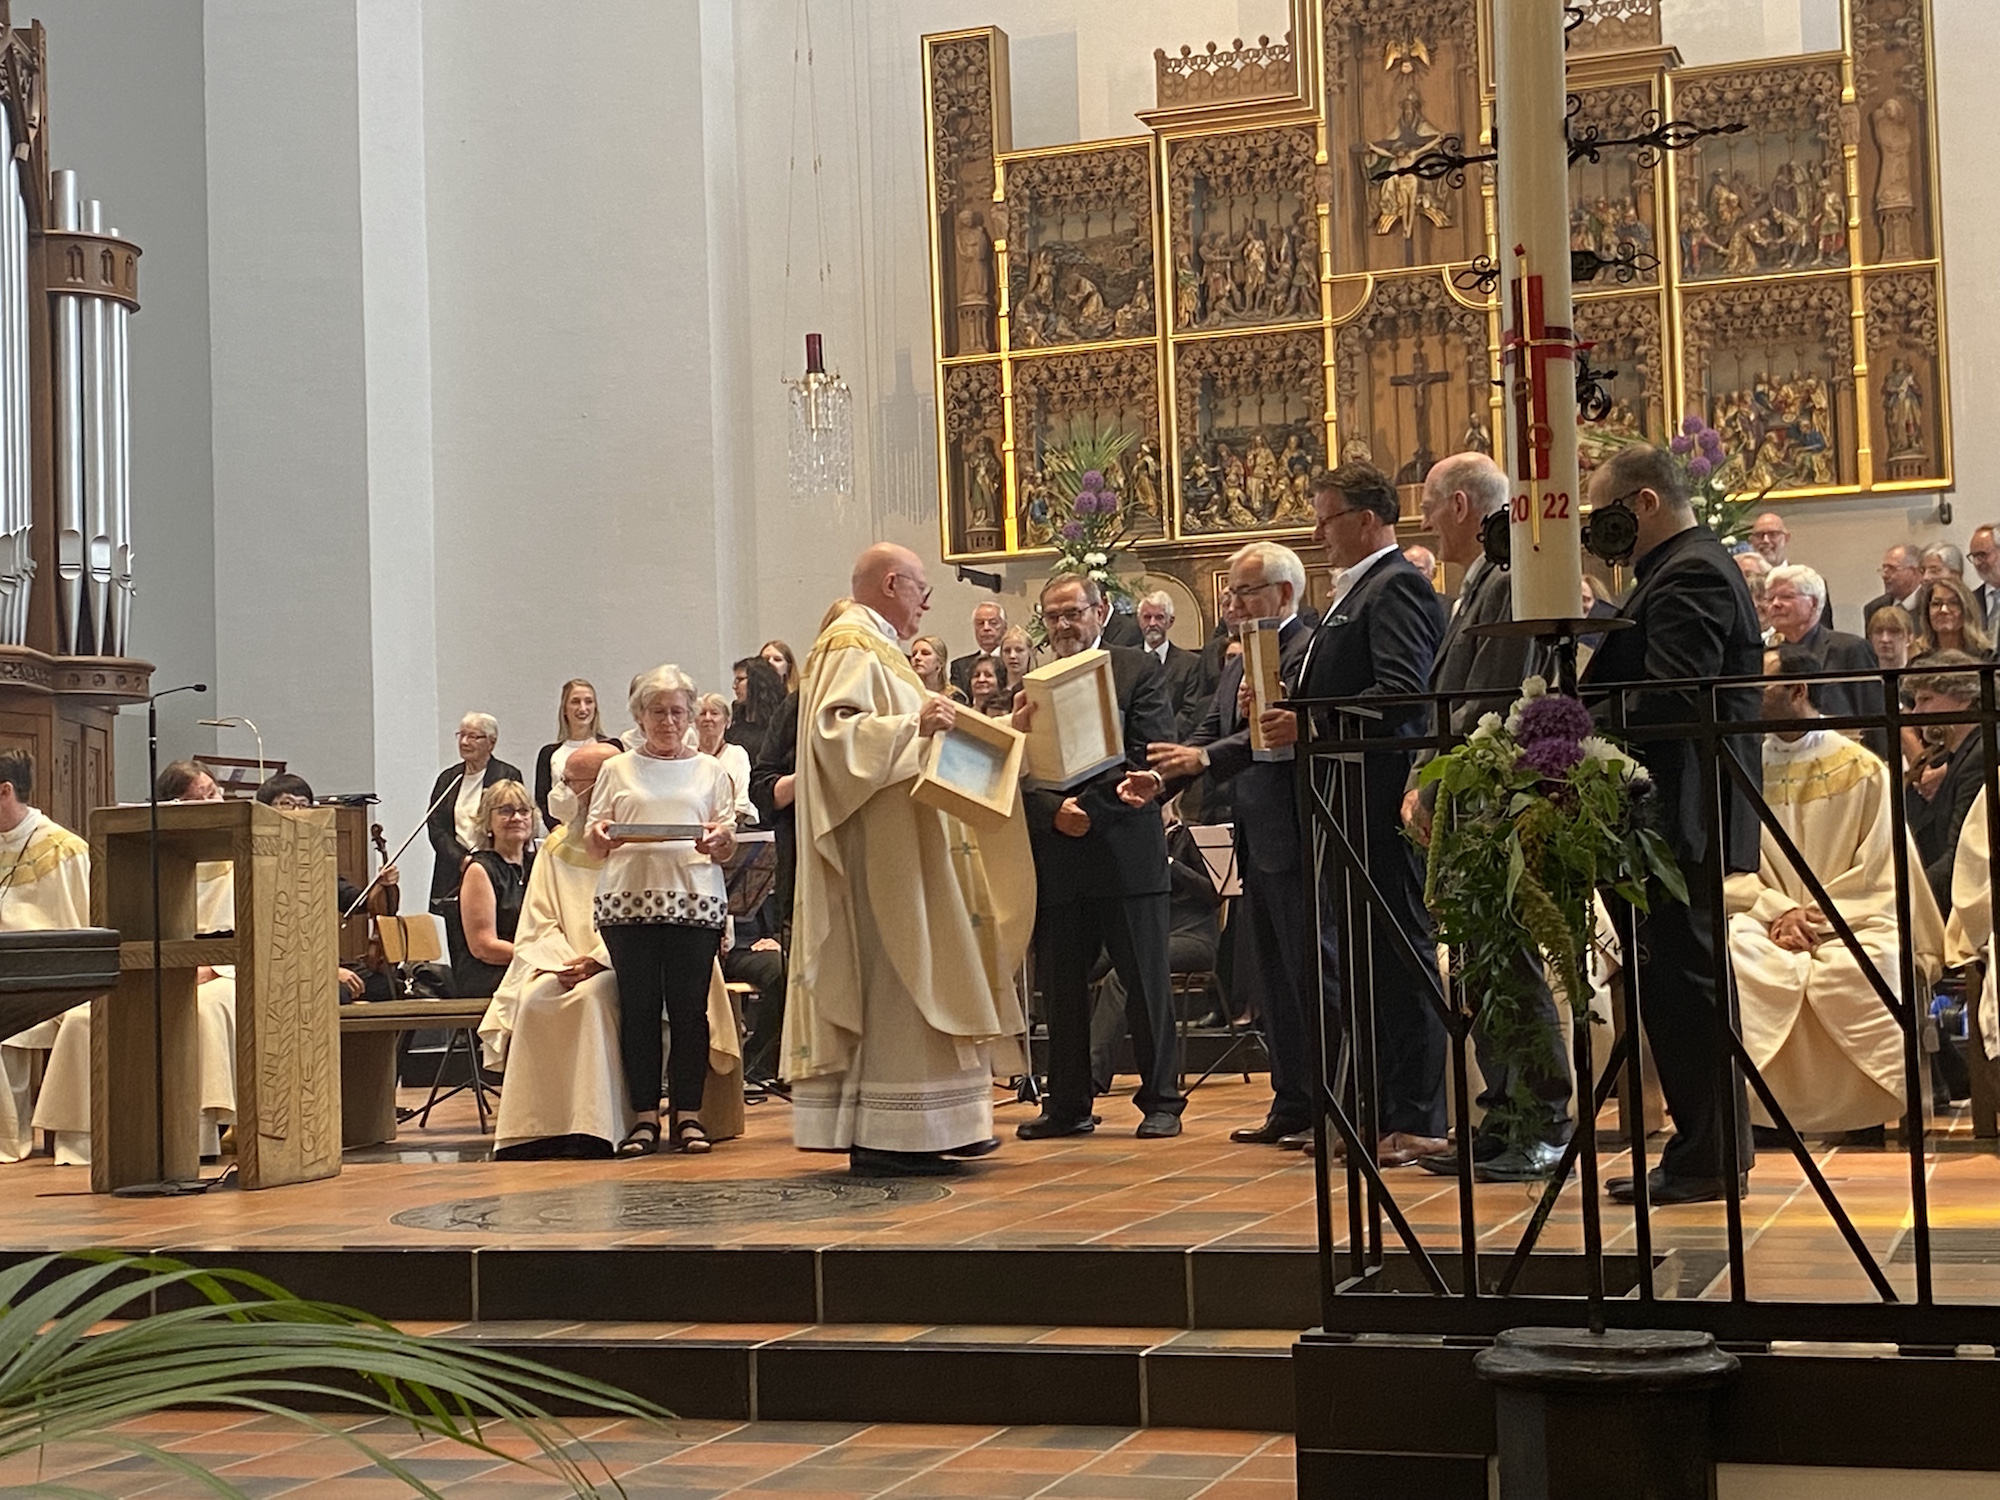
[80,197,108,653]
[50,169,80,654]
[0,108,22,648]
[108,228,129,656]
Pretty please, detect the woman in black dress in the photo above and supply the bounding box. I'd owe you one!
[454,780,536,999]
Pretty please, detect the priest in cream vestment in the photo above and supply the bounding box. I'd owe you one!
[0,767,92,1163]
[1726,650,1943,1134]
[1948,788,2000,1066]
[786,545,1033,1174]
[478,741,742,1155]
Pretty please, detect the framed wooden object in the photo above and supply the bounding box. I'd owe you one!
[1022,648,1124,789]
[911,709,1024,827]
[1243,617,1290,762]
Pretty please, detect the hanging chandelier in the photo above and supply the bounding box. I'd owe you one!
[785,332,853,509]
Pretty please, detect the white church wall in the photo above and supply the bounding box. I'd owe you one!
[30,0,215,799]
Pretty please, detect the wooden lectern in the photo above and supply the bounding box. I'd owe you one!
[88,800,341,1192]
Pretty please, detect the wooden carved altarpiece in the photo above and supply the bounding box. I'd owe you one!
[925,0,1953,626]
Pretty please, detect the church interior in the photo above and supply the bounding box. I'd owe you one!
[0,0,1998,1497]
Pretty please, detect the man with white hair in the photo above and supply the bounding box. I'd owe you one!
[1863,543,1924,623]
[1763,563,1883,755]
[1130,541,1325,1148]
[427,711,524,989]
[1403,451,1572,1180]
[1136,589,1204,731]
[786,543,1034,1175]
[1968,525,2000,636]
[948,600,1008,700]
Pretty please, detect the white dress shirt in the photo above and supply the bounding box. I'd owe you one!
[1328,542,1400,615]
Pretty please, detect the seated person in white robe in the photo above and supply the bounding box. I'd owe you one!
[0,751,92,1163]
[35,761,240,1164]
[478,742,743,1157]
[1948,788,2000,1068]
[1727,646,1943,1137]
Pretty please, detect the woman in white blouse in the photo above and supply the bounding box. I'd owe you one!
[586,665,737,1156]
[693,691,756,825]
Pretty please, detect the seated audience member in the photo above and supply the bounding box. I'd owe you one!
[1763,564,1884,754]
[1869,603,1917,674]
[1402,543,1437,582]
[256,774,396,1003]
[1923,543,1966,584]
[949,602,1008,699]
[998,625,1034,700]
[908,634,963,702]
[534,679,619,829]
[727,891,788,1089]
[1949,789,2000,1083]
[1905,653,1987,914]
[587,665,739,1156]
[1137,590,1205,732]
[966,657,1009,716]
[1728,646,1943,1137]
[0,751,90,1163]
[729,657,787,758]
[479,742,742,1158]
[1734,553,1775,643]
[1865,544,1925,623]
[760,639,800,694]
[428,713,525,986]
[1913,576,1993,662]
[454,780,536,1000]
[694,691,757,824]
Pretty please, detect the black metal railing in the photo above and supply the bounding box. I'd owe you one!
[1287,659,2000,1349]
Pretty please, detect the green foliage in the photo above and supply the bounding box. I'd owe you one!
[0,1251,666,1499]
[1418,686,1684,1153]
[1030,420,1145,647]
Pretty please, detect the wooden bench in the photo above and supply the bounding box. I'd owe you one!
[338,998,493,1149]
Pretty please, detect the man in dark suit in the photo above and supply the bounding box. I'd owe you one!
[1403,452,1572,1181]
[1580,444,1765,1205]
[947,601,1009,699]
[1137,590,1206,732]
[1764,563,1885,757]
[426,712,526,987]
[1020,575,1186,1140]
[1135,541,1321,1145]
[1861,543,1924,627]
[1905,652,1987,916]
[1285,462,1450,1161]
[1969,526,2000,638]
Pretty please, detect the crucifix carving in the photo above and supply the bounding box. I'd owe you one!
[1390,347,1451,484]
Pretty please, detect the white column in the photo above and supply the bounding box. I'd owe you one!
[1495,0,1583,623]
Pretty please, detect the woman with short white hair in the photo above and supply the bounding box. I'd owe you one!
[694,690,756,824]
[427,711,525,983]
[586,665,738,1155]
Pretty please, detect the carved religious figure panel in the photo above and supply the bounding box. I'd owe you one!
[944,364,1006,553]
[929,33,1010,357]
[1682,282,1855,493]
[1575,294,1667,475]
[1568,83,1662,289]
[1333,273,1492,492]
[1852,0,1933,264]
[1005,145,1156,350]
[1012,346,1164,546]
[1166,127,1320,333]
[1322,0,1484,277]
[1173,330,1324,535]
[1865,270,1944,484]
[1670,62,1848,283]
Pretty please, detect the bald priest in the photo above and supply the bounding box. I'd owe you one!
[784,544,1035,1176]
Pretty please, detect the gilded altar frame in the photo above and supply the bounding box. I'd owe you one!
[923,0,1952,615]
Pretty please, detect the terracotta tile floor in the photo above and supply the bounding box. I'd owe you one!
[0,1417,1297,1499]
[0,1076,1993,1302]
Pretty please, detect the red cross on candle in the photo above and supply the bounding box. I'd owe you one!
[1500,244,1580,486]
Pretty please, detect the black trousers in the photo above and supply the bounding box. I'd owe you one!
[1242,863,1319,1127]
[1035,893,1184,1122]
[1608,857,1752,1182]
[1466,944,1572,1147]
[601,922,723,1115]
[725,946,787,1075]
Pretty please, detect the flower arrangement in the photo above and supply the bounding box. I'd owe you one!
[1670,414,1760,547]
[1032,422,1145,642]
[1417,676,1685,1154]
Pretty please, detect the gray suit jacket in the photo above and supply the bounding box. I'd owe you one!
[1429,559,1532,738]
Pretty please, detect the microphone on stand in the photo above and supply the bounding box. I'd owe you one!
[197,714,264,791]
[114,682,213,1198]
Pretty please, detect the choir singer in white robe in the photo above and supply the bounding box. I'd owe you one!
[0,751,91,1163]
[1728,645,1943,1136]
[786,547,1035,1176]
[479,742,743,1157]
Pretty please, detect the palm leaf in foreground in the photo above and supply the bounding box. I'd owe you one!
[0,1250,668,1499]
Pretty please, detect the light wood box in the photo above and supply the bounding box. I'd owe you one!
[1021,648,1125,789]
[911,709,1024,828]
[1243,617,1292,762]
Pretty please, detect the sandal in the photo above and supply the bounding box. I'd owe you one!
[672,1116,713,1155]
[617,1121,661,1158]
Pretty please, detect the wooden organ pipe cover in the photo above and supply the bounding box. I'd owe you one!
[41,229,138,310]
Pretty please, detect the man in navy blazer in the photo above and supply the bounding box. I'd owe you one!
[1581,443,1765,1205]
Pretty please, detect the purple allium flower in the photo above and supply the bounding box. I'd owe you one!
[1071,492,1100,516]
[1688,455,1713,480]
[1099,490,1120,510]
[1698,427,1725,457]
[1079,469,1105,493]
[1060,521,1085,541]
[1520,735,1585,778]
[1515,693,1593,746]
[1670,433,1695,456]
[1682,415,1703,437]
